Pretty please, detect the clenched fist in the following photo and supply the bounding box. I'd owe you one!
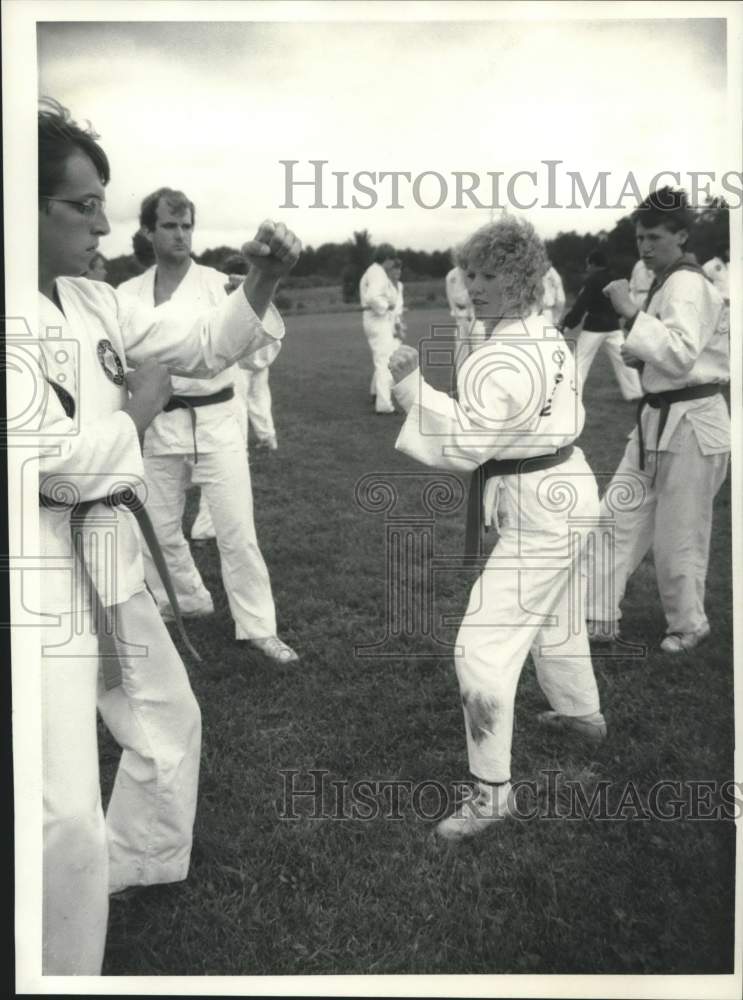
[603,279,639,321]
[122,361,172,436]
[389,344,420,384]
[241,220,302,282]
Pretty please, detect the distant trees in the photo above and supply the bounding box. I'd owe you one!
[547,197,729,294]
[104,197,729,292]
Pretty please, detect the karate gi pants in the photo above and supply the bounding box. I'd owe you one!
[574,328,642,401]
[143,451,277,639]
[364,318,396,413]
[42,589,201,975]
[455,462,602,783]
[586,421,729,634]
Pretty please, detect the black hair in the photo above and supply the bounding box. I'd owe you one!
[631,186,692,238]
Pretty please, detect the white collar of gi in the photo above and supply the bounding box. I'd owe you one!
[485,310,542,341]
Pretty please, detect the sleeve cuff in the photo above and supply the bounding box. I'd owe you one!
[392,370,420,412]
[222,288,286,343]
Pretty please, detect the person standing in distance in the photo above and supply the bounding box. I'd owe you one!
[118,189,298,664]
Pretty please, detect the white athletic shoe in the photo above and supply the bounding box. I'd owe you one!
[255,435,278,452]
[160,597,214,623]
[537,710,608,743]
[660,624,711,655]
[249,635,300,664]
[436,783,513,841]
[587,620,622,644]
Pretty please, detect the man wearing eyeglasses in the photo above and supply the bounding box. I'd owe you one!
[32,99,301,975]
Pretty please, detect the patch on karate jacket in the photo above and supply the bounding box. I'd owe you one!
[97,339,125,386]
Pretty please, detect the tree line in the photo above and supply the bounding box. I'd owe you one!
[105,198,729,299]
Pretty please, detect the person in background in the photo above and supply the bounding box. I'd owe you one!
[190,254,280,542]
[118,187,299,665]
[541,259,565,327]
[628,257,654,309]
[86,249,108,282]
[703,242,730,305]
[360,244,402,414]
[389,256,406,342]
[587,188,729,654]
[561,249,642,401]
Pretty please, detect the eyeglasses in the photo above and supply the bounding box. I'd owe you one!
[41,196,106,218]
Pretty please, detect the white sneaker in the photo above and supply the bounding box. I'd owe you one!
[160,598,214,623]
[660,624,711,654]
[538,710,608,743]
[436,783,512,841]
[587,620,622,644]
[249,635,299,664]
[255,435,278,452]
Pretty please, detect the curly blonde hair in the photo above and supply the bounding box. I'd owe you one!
[456,217,548,316]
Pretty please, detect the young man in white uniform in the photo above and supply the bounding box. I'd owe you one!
[587,188,729,653]
[541,261,566,327]
[360,245,401,414]
[389,218,606,840]
[119,190,298,665]
[30,102,301,973]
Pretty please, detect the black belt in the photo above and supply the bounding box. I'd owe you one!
[40,487,202,689]
[162,386,235,463]
[464,445,575,556]
[636,384,722,470]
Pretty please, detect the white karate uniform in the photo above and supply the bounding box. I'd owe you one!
[393,313,602,782]
[629,259,654,308]
[586,269,730,635]
[118,263,280,639]
[541,266,566,327]
[360,263,399,413]
[33,276,281,973]
[244,366,277,444]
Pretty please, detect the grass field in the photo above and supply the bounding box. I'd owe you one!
[101,307,735,976]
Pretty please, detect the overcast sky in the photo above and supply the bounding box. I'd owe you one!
[37,15,731,258]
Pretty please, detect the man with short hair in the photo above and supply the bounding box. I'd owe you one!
[587,188,729,653]
[118,190,298,664]
[31,99,301,973]
[359,244,402,414]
